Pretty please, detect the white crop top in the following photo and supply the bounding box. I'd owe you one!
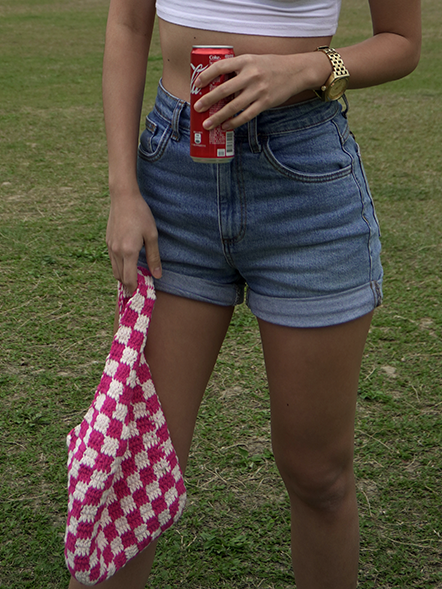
[156,0,342,38]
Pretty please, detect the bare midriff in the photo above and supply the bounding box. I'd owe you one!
[158,18,332,104]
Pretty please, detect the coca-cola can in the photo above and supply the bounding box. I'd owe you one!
[190,45,235,163]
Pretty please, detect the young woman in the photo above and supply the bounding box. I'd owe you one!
[69,1,421,587]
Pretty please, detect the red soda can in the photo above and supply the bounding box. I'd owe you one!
[190,45,235,163]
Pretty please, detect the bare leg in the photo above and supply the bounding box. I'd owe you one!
[68,292,233,589]
[259,312,373,589]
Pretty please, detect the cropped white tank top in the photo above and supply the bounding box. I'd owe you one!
[156,0,342,37]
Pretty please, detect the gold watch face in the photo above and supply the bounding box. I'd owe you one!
[327,78,348,100]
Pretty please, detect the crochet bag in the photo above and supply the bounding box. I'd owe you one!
[64,267,186,585]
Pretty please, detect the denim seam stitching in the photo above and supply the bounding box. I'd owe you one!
[233,144,247,244]
[345,145,376,286]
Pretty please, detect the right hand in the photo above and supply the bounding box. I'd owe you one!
[106,190,162,294]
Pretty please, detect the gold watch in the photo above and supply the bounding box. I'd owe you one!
[314,46,350,102]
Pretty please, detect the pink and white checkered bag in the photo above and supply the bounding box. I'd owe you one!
[64,267,186,585]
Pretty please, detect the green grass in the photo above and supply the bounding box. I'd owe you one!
[0,0,441,587]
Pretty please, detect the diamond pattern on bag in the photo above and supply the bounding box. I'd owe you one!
[64,268,186,585]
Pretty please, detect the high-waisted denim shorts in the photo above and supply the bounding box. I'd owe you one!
[137,81,383,328]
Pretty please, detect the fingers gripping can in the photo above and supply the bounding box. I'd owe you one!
[190,45,235,163]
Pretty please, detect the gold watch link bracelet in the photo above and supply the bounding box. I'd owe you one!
[314,46,350,102]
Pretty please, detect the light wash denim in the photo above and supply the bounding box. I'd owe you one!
[137,81,383,327]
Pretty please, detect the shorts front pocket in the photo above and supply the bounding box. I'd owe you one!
[263,118,353,183]
[138,111,173,163]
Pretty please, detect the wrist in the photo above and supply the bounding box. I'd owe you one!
[109,181,142,203]
[282,51,333,100]
[108,170,141,199]
[304,50,334,93]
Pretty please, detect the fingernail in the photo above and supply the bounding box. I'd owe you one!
[202,118,213,130]
[152,267,162,279]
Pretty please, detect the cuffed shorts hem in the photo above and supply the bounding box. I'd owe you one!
[138,267,245,307]
[138,264,382,328]
[247,280,383,328]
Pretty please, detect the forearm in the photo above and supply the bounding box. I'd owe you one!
[102,2,155,197]
[338,34,421,90]
[301,31,421,101]
[334,0,421,90]
[308,20,421,94]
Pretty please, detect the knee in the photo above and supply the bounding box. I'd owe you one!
[275,451,355,514]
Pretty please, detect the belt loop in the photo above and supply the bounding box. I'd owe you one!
[171,99,186,141]
[341,94,349,118]
[247,116,261,153]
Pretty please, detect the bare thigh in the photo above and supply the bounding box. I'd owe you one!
[144,291,234,469]
[259,312,373,499]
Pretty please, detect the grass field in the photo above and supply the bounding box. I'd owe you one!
[0,0,441,587]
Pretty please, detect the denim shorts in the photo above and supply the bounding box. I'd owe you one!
[137,81,383,328]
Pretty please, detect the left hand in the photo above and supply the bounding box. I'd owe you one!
[193,52,327,130]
